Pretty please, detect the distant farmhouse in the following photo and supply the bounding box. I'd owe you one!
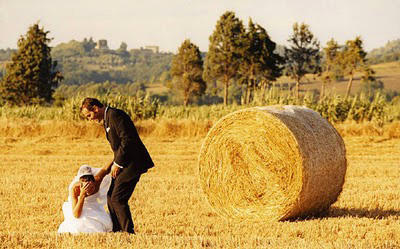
[130,46,160,54]
[144,46,159,53]
[96,39,159,53]
[97,39,109,50]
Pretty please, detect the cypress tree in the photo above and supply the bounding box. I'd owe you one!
[0,23,63,105]
[170,39,206,106]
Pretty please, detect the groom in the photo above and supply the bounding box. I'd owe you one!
[80,97,154,234]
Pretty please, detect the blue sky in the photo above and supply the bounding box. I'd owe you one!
[1,0,399,52]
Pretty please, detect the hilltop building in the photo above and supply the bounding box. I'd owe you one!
[144,46,159,53]
[94,40,159,53]
[97,40,109,50]
[131,46,160,54]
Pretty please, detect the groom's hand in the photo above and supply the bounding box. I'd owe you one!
[111,165,121,178]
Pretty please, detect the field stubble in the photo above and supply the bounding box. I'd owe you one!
[1,121,399,248]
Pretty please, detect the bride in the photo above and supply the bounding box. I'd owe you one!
[58,165,112,233]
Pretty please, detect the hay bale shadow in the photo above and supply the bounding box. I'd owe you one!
[285,207,400,222]
[329,207,400,219]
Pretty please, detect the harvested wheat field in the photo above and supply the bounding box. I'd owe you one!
[1,120,400,248]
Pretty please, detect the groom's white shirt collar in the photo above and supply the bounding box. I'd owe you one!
[104,106,109,127]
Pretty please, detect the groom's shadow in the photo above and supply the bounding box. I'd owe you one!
[287,207,400,222]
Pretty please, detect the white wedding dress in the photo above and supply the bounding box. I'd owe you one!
[58,167,113,234]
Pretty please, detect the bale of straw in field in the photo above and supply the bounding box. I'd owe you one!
[198,106,347,221]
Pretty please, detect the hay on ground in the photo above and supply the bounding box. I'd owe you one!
[198,105,347,221]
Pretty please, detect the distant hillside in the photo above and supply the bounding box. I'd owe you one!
[0,39,174,85]
[1,38,399,91]
[367,39,400,65]
[0,48,16,61]
[0,41,286,86]
[50,39,174,85]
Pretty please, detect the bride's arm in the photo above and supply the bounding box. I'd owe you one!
[94,160,113,193]
[71,183,92,218]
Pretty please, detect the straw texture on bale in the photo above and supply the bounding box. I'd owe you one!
[198,106,347,221]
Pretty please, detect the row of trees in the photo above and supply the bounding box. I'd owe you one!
[169,11,374,106]
[366,39,400,64]
[170,12,286,107]
[0,12,381,106]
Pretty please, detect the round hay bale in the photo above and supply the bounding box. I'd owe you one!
[198,106,347,221]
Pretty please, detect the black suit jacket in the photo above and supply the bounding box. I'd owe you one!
[104,107,154,178]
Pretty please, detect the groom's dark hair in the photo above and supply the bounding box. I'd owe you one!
[80,98,104,111]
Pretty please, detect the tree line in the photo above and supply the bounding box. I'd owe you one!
[366,39,400,64]
[169,11,379,106]
[0,12,397,106]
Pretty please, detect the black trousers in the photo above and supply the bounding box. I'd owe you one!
[107,172,141,234]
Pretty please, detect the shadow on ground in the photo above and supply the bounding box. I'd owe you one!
[286,207,400,222]
[328,207,400,219]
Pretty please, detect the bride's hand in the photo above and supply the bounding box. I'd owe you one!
[80,182,94,197]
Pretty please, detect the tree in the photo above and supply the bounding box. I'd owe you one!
[360,65,381,100]
[239,19,283,104]
[366,39,400,64]
[203,11,246,106]
[321,38,340,101]
[170,39,206,107]
[82,37,96,53]
[284,22,321,100]
[117,42,130,57]
[51,40,85,58]
[340,37,368,99]
[0,23,63,105]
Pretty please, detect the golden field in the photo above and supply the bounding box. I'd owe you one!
[299,61,400,94]
[1,120,400,248]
